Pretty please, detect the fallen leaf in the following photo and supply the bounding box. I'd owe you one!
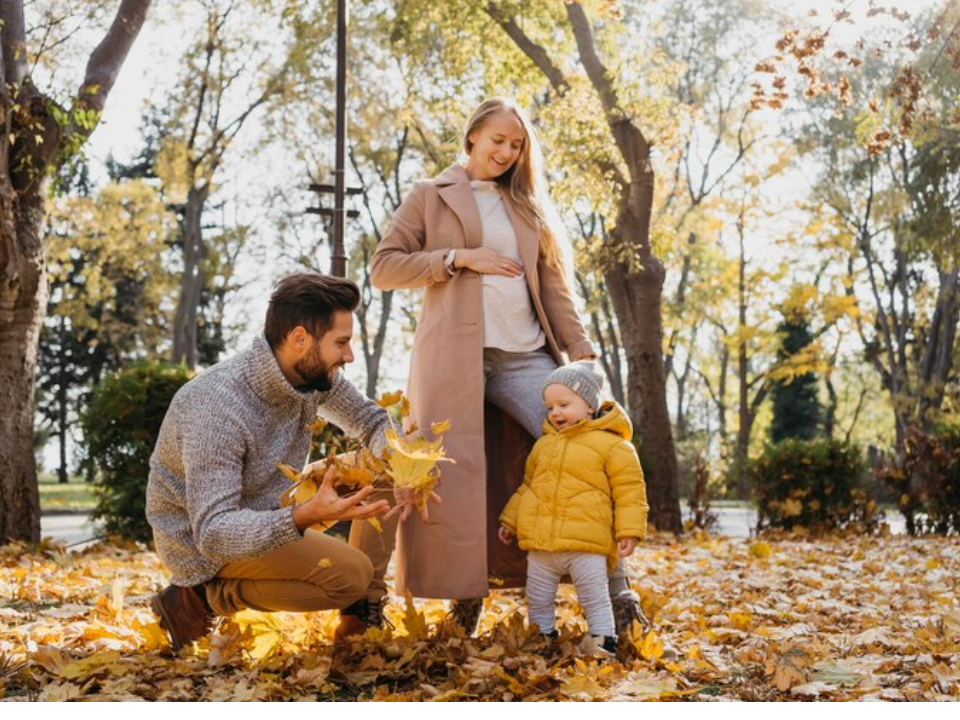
[400,593,430,641]
[791,680,836,697]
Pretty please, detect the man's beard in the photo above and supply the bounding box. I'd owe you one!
[294,345,339,392]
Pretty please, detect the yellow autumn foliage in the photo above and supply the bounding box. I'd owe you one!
[383,427,453,509]
[277,388,451,517]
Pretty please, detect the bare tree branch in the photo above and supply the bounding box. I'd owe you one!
[565,1,651,183]
[483,2,569,96]
[63,0,152,157]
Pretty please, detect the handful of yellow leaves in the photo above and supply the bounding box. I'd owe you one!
[278,389,452,531]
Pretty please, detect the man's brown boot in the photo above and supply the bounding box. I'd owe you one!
[151,584,214,650]
[334,598,390,643]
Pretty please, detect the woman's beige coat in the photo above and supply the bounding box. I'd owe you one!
[371,164,593,599]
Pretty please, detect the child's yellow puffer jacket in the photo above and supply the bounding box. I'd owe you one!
[499,401,648,569]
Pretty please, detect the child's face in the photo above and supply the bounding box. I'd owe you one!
[544,383,593,431]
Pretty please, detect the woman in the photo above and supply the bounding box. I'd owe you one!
[345,98,632,635]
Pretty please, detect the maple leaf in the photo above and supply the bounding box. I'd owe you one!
[790,680,836,697]
[608,673,684,701]
[813,660,867,687]
[207,620,253,668]
[331,448,387,488]
[383,427,453,509]
[137,621,169,651]
[234,610,286,661]
[376,389,403,407]
[559,659,610,699]
[30,644,71,674]
[59,650,125,680]
[639,629,665,661]
[39,682,84,701]
[767,643,814,691]
[400,593,430,641]
[276,462,301,483]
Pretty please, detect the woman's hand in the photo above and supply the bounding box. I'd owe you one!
[498,525,515,545]
[386,486,442,523]
[618,537,639,558]
[457,248,524,277]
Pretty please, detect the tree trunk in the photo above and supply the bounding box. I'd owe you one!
[578,272,625,405]
[674,359,688,442]
[598,283,625,405]
[674,376,687,442]
[605,252,682,533]
[824,373,837,438]
[0,0,150,543]
[717,341,729,442]
[0,187,46,542]
[57,314,69,484]
[734,220,750,498]
[172,185,209,368]
[917,268,959,428]
[735,357,750,497]
[735,400,752,497]
[673,326,697,442]
[362,284,393,399]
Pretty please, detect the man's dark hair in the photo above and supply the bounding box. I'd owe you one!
[264,273,360,348]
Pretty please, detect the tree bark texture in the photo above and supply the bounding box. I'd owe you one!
[172,185,209,368]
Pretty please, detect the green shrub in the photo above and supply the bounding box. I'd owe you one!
[749,438,876,532]
[876,424,960,536]
[80,361,192,542]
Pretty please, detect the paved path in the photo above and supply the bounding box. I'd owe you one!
[41,506,765,546]
[688,505,758,538]
[40,514,104,547]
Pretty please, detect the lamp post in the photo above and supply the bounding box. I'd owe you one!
[330,0,348,277]
[308,0,355,276]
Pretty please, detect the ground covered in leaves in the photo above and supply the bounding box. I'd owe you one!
[2,532,959,701]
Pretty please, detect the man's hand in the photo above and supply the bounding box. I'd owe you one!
[498,525,515,545]
[386,486,442,523]
[292,465,389,531]
[618,537,639,558]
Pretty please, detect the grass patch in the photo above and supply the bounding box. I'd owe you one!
[38,473,95,513]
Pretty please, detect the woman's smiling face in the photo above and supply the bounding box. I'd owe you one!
[464,110,525,181]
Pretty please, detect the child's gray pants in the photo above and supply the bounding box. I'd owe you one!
[526,550,615,637]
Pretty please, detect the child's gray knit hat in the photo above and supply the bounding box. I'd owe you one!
[544,361,604,410]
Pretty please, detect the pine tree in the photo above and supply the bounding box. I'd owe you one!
[769,317,823,442]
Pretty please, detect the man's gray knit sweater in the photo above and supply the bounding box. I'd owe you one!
[146,335,390,587]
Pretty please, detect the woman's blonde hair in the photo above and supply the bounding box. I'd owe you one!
[463,98,570,274]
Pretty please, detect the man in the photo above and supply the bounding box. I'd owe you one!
[147,273,393,650]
